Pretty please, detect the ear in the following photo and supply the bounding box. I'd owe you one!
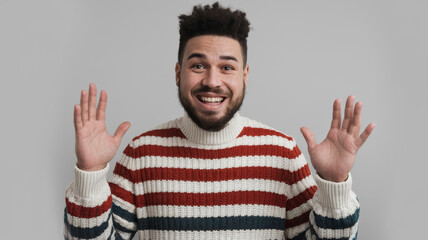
[243,64,249,87]
[175,62,180,87]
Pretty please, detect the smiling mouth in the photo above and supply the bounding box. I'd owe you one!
[197,96,226,104]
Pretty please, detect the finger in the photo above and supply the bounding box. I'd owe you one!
[96,90,108,121]
[341,95,355,131]
[74,104,83,131]
[300,127,317,150]
[80,89,89,123]
[355,123,375,148]
[330,98,342,129]
[348,101,362,138]
[113,121,131,142]
[88,83,97,120]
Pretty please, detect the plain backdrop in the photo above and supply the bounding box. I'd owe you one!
[1,0,427,239]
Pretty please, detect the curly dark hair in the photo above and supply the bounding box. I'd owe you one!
[178,2,251,66]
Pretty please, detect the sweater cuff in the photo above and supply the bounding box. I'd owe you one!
[73,163,110,198]
[314,172,353,210]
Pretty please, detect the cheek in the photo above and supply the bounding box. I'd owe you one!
[181,74,201,92]
[228,79,245,96]
[179,79,196,97]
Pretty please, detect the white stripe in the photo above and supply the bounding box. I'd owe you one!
[132,135,297,150]
[111,171,315,199]
[135,178,287,195]
[110,174,135,194]
[134,204,286,219]
[135,229,285,239]
[122,177,314,200]
[286,201,313,220]
[118,154,308,172]
[286,175,317,200]
[285,154,309,172]
[65,209,110,228]
[350,221,359,239]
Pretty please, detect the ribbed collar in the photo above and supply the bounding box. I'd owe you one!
[178,112,244,145]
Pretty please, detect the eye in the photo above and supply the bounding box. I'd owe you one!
[222,65,234,71]
[191,64,205,70]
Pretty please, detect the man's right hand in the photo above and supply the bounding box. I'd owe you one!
[74,83,131,171]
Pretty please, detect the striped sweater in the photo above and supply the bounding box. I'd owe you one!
[64,113,360,239]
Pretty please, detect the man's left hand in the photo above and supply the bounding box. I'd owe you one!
[300,95,375,182]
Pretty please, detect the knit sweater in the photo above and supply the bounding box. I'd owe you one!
[64,113,360,240]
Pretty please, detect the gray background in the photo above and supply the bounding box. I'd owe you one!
[1,0,427,239]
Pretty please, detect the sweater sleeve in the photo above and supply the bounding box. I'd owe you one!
[284,146,360,239]
[64,151,138,240]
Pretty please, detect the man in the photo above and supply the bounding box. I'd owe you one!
[64,2,374,239]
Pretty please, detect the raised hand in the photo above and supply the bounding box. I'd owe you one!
[300,96,375,182]
[74,84,131,171]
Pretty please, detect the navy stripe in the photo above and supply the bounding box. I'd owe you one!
[64,208,112,238]
[111,203,137,234]
[309,224,355,240]
[136,216,285,231]
[314,208,359,230]
[113,219,135,234]
[112,203,137,223]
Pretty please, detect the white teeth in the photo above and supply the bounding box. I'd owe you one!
[200,96,224,103]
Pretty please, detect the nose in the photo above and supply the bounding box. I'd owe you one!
[202,68,221,88]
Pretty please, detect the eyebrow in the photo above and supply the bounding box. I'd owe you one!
[187,53,206,60]
[187,53,238,62]
[220,55,238,62]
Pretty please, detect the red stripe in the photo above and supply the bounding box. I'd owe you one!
[132,128,186,141]
[237,127,293,141]
[124,144,301,160]
[135,191,287,208]
[287,185,317,211]
[288,164,312,184]
[113,163,312,186]
[66,195,112,218]
[109,182,136,206]
[287,210,311,228]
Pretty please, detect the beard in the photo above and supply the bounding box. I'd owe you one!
[178,82,245,132]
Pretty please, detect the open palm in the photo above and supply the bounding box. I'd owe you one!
[74,84,130,171]
[301,96,375,182]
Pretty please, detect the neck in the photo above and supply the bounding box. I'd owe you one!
[178,112,244,145]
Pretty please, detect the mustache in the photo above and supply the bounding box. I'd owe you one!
[192,86,231,96]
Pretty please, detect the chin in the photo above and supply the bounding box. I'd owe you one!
[192,111,231,131]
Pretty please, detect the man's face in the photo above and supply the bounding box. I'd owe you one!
[175,35,249,131]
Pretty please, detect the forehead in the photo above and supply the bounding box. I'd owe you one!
[183,35,243,62]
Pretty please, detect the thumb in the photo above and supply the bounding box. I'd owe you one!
[300,127,317,149]
[114,121,131,142]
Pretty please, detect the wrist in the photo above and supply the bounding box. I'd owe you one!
[76,162,108,172]
[317,172,349,183]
